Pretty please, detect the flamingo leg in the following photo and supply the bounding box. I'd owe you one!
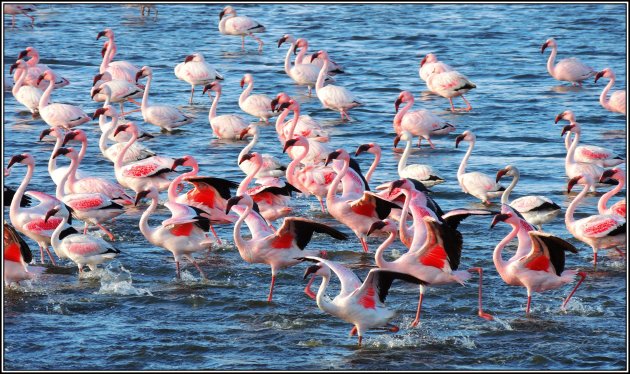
[461,95,473,111]
[28,15,35,27]
[317,197,326,213]
[468,267,493,320]
[38,245,46,264]
[357,335,363,347]
[411,284,425,327]
[127,97,142,106]
[427,138,436,149]
[208,224,222,245]
[614,247,625,257]
[349,326,357,336]
[593,248,598,270]
[304,276,317,300]
[268,223,277,233]
[12,15,16,29]
[308,86,312,97]
[96,223,115,241]
[187,256,206,279]
[44,246,57,266]
[119,102,126,120]
[267,274,276,302]
[561,272,587,311]
[241,35,245,50]
[448,98,456,112]
[121,107,142,116]
[83,223,89,234]
[175,260,182,279]
[189,86,194,105]
[360,237,369,253]
[525,294,532,317]
[248,33,264,53]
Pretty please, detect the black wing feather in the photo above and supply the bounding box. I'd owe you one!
[371,270,427,304]
[185,176,239,200]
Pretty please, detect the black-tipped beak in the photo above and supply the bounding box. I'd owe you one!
[62,132,78,146]
[420,55,428,67]
[594,71,604,83]
[7,154,27,169]
[238,153,254,165]
[283,139,298,153]
[92,107,107,119]
[138,132,154,140]
[36,74,46,86]
[310,51,321,63]
[367,221,387,237]
[388,179,406,197]
[490,213,510,228]
[303,264,322,280]
[561,124,575,137]
[554,112,565,124]
[92,73,105,87]
[96,30,107,40]
[39,128,53,141]
[52,147,71,159]
[114,124,130,137]
[600,169,616,181]
[203,83,213,95]
[225,196,243,214]
[135,70,144,83]
[455,134,465,148]
[270,98,279,112]
[134,190,150,206]
[278,101,291,111]
[184,55,194,63]
[17,49,28,59]
[393,135,401,149]
[219,10,225,20]
[240,78,245,88]
[324,151,341,166]
[394,97,402,113]
[496,168,508,183]
[91,87,102,99]
[541,41,549,54]
[172,157,187,170]
[9,62,19,75]
[239,128,250,140]
[277,36,287,48]
[567,176,581,193]
[44,207,60,223]
[355,144,371,157]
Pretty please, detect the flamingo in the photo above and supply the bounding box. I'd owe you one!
[276,100,332,165]
[92,106,156,164]
[239,74,276,123]
[541,38,596,87]
[354,143,381,184]
[455,130,504,204]
[419,53,453,88]
[594,68,626,115]
[271,93,329,143]
[294,38,344,74]
[566,174,626,268]
[139,4,158,19]
[490,211,587,316]
[368,218,493,327]
[311,50,362,121]
[136,66,194,131]
[16,46,69,89]
[598,168,626,217]
[225,193,347,301]
[37,70,90,129]
[6,153,76,265]
[393,91,455,145]
[202,81,250,140]
[278,34,324,96]
[238,124,286,178]
[9,59,42,115]
[174,52,224,104]
[301,256,424,347]
[554,110,625,167]
[496,165,561,230]
[426,70,476,112]
[325,149,400,252]
[218,5,265,52]
[91,72,143,117]
[53,147,125,240]
[38,127,87,189]
[45,204,121,274]
[97,28,141,84]
[393,131,446,188]
[5,4,36,29]
[4,223,44,286]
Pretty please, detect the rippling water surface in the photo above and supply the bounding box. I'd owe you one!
[3,3,627,371]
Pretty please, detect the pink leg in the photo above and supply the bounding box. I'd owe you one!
[12,15,16,29]
[593,250,598,270]
[241,36,245,50]
[248,33,264,52]
[209,224,222,245]
[28,15,35,27]
[360,237,369,253]
[122,107,142,116]
[614,247,625,257]
[44,246,57,266]
[468,267,493,320]
[525,294,532,317]
[357,335,363,347]
[304,276,317,300]
[319,250,328,258]
[427,138,436,149]
[461,96,473,111]
[448,98,456,112]
[417,137,422,148]
[561,272,587,311]
[410,286,424,327]
[349,326,357,336]
[96,223,115,241]
[189,86,194,105]
[267,274,276,302]
[187,256,206,279]
[308,86,312,97]
[175,261,181,279]
[38,245,46,264]
[83,223,88,235]
[317,197,326,213]
[127,98,142,106]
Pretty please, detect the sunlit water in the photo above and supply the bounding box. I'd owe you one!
[3,3,627,370]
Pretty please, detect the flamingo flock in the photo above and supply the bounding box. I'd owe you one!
[4,5,626,349]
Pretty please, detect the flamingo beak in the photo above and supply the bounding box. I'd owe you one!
[388,179,406,198]
[44,207,60,223]
[92,107,107,119]
[282,139,298,153]
[62,132,78,146]
[355,144,371,157]
[278,101,291,111]
[594,71,604,83]
[135,70,144,83]
[36,74,46,86]
[138,132,154,140]
[219,10,225,20]
[39,128,53,141]
[393,135,402,149]
[114,124,130,137]
[367,221,387,237]
[554,112,565,124]
[420,55,428,67]
[7,154,27,169]
[92,73,105,87]
[9,62,18,75]
[225,196,244,214]
[324,151,341,166]
[96,30,107,40]
[184,55,194,63]
[91,87,102,99]
[600,169,616,182]
[541,41,549,53]
[270,98,279,112]
[277,36,287,48]
[303,264,322,280]
[17,49,28,59]
[134,190,151,206]
[238,128,250,140]
[310,51,321,63]
[567,176,582,193]
[172,157,188,170]
[240,78,245,88]
[455,134,465,148]
[561,124,575,137]
[238,153,254,165]
[52,147,71,159]
[496,168,509,183]
[202,83,213,95]
[394,97,402,113]
[490,213,511,228]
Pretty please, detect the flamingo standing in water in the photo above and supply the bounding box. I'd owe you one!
[490,210,586,316]
[278,34,325,96]
[9,59,43,115]
[455,130,504,204]
[238,124,286,178]
[594,68,626,115]
[37,70,90,129]
[17,46,69,89]
[541,38,595,87]
[5,4,37,29]
[294,38,344,74]
[136,66,194,131]
[554,110,625,168]
[174,52,224,104]
[38,128,87,189]
[496,165,561,230]
[393,131,445,188]
[598,168,626,217]
[419,53,452,91]
[91,72,143,117]
[218,6,265,52]
[368,218,493,327]
[203,81,250,140]
[97,28,140,84]
[393,91,455,144]
[226,193,348,302]
[566,174,626,268]
[270,93,329,143]
[301,256,424,347]
[239,74,276,123]
[311,50,361,121]
[4,223,44,286]
[426,70,476,112]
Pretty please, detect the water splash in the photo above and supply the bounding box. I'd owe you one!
[97,263,153,296]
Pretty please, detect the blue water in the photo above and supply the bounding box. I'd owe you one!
[3,3,627,371]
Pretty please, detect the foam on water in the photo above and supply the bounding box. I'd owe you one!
[97,263,153,296]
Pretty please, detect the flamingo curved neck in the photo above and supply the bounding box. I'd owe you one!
[238,130,258,168]
[295,42,308,65]
[598,177,624,214]
[501,172,520,205]
[218,17,228,34]
[287,106,301,140]
[9,162,34,224]
[115,130,138,170]
[546,44,557,77]
[48,135,63,181]
[374,232,397,269]
[168,164,199,202]
[457,139,475,179]
[315,58,329,91]
[12,66,26,96]
[398,138,412,176]
[139,195,158,241]
[100,39,115,74]
[275,108,291,139]
[209,89,220,120]
[56,156,76,199]
[365,148,381,183]
[239,81,254,107]
[232,203,255,262]
[283,41,295,76]
[286,143,308,190]
[565,130,579,166]
[140,73,152,110]
[492,222,520,278]
[237,157,262,195]
[326,157,349,203]
[67,139,87,188]
[394,99,413,129]
[398,189,413,246]
[99,115,117,154]
[38,76,55,110]
[599,76,615,110]
[26,52,39,67]
[49,209,68,256]
[315,274,338,316]
[565,181,591,235]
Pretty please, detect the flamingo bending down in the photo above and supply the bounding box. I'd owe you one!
[419,53,453,88]
[496,165,561,230]
[136,66,194,131]
[218,6,265,52]
[541,38,595,87]
[225,193,348,302]
[271,93,329,143]
[368,218,492,327]
[7,153,77,265]
[9,60,43,114]
[239,74,276,123]
[301,256,425,347]
[278,34,325,96]
[554,110,625,167]
[174,52,224,104]
[238,125,286,178]
[37,70,90,129]
[97,28,141,84]
[393,131,445,188]
[311,50,361,121]
[393,91,455,144]
[16,46,69,89]
[294,38,344,74]
[45,204,121,273]
[426,70,476,112]
[92,72,143,117]
[202,81,250,140]
[455,131,504,204]
[5,4,36,29]
[594,68,626,116]
[490,211,586,316]
[598,168,626,217]
[566,175,626,268]
[4,223,44,286]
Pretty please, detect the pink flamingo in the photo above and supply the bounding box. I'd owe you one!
[491,210,587,316]
[202,81,249,140]
[311,50,361,121]
[239,74,276,123]
[561,122,612,192]
[301,256,423,347]
[225,193,347,302]
[426,70,476,112]
[174,52,223,104]
[276,100,332,165]
[218,6,265,52]
[419,53,452,88]
[594,68,626,115]
[92,72,143,117]
[541,38,595,87]
[294,38,344,74]
[9,59,42,115]
[394,91,455,145]
[455,130,504,204]
[278,35,327,96]
[271,94,329,143]
[38,128,87,190]
[566,174,626,268]
[5,4,36,29]
[97,28,140,84]
[17,46,69,89]
[238,124,286,178]
[598,168,626,217]
[393,131,446,188]
[4,223,44,286]
[37,70,90,129]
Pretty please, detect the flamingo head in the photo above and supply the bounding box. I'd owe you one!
[9,60,25,74]
[282,137,301,153]
[44,205,61,223]
[7,153,34,169]
[271,92,291,112]
[114,123,133,137]
[52,147,75,160]
[490,212,512,228]
[294,38,308,54]
[554,110,575,124]
[62,130,86,146]
[219,5,235,20]
[92,105,116,119]
[36,70,56,86]
[240,74,252,89]
[541,38,556,54]
[203,81,221,95]
[455,130,474,148]
[172,155,197,171]
[39,128,57,141]
[594,68,613,83]
[420,53,437,67]
[238,152,260,165]
[310,50,328,63]
[96,28,113,40]
[239,126,253,140]
[355,143,377,157]
[561,123,578,137]
[135,66,151,83]
[367,219,397,237]
[299,259,331,284]
[225,195,250,214]
[17,48,30,60]
[277,34,293,48]
[495,165,518,183]
[395,91,413,112]
[134,187,159,206]
[324,149,349,166]
[600,167,624,183]
[184,54,196,63]
[388,178,412,198]
[92,72,112,86]
[567,175,587,193]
